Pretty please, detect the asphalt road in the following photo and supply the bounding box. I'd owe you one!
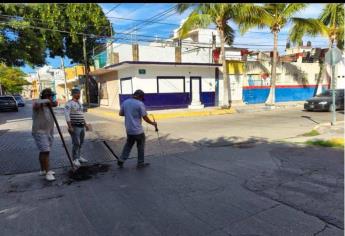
[0,101,343,235]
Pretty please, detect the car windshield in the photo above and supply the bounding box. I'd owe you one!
[14,96,22,101]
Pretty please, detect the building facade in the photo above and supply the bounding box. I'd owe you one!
[91,28,344,110]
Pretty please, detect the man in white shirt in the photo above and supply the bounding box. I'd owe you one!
[64,88,89,167]
[118,89,157,168]
[32,88,57,181]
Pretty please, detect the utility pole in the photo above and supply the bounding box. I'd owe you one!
[83,35,90,106]
[37,69,42,94]
[60,57,68,102]
[325,44,342,126]
[330,46,336,125]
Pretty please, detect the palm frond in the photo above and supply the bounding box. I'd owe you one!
[236,4,273,35]
[177,12,213,39]
[223,24,234,45]
[320,3,344,28]
[282,3,307,18]
[289,18,328,43]
[176,3,194,14]
[336,26,344,50]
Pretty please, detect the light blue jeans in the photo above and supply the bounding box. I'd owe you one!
[69,126,85,160]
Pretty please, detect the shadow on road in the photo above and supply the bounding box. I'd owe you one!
[1,128,343,232]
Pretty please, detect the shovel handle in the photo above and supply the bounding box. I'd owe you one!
[47,105,75,170]
[149,114,159,132]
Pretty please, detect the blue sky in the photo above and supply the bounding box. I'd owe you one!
[21,3,328,74]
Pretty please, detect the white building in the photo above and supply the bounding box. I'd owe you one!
[92,28,245,110]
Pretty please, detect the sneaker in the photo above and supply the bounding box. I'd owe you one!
[47,170,55,175]
[73,159,81,167]
[136,163,150,169]
[78,157,88,163]
[39,170,55,176]
[117,160,124,168]
[45,172,56,181]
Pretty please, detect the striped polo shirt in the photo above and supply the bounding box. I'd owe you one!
[64,99,85,126]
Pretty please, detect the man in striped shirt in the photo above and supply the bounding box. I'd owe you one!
[64,88,89,167]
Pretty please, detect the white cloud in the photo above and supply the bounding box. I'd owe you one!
[297,4,325,19]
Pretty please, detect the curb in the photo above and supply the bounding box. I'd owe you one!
[87,107,237,121]
[313,121,344,133]
[234,104,304,113]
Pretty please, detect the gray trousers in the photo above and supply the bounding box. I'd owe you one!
[69,126,85,160]
[120,133,145,164]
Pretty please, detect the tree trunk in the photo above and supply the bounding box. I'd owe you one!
[219,28,230,108]
[314,61,324,96]
[266,30,278,105]
[83,35,90,106]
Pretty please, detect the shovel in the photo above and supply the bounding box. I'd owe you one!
[47,105,76,170]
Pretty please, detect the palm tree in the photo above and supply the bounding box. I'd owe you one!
[238,3,307,105]
[176,3,257,108]
[289,4,344,95]
[289,3,344,50]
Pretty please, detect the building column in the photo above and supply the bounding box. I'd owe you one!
[188,78,204,109]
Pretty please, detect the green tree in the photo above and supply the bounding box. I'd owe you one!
[0,63,29,94]
[0,3,111,101]
[0,4,46,67]
[289,3,344,50]
[176,3,258,108]
[0,3,111,66]
[289,4,344,96]
[238,3,307,105]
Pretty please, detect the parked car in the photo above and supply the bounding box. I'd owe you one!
[0,96,18,112]
[14,95,25,107]
[304,89,344,111]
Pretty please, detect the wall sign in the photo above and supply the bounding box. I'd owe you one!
[138,69,146,74]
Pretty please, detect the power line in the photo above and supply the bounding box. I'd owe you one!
[0,20,327,48]
[89,5,178,55]
[119,5,177,36]
[1,13,324,40]
[104,3,121,15]
[108,16,179,26]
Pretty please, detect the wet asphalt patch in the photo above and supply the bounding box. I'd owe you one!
[67,163,111,182]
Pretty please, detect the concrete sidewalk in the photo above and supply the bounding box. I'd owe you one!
[281,121,344,146]
[87,101,305,121]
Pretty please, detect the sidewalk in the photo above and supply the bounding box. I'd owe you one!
[280,120,344,146]
[87,101,305,121]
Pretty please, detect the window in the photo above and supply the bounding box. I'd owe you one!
[157,76,185,93]
[120,77,133,95]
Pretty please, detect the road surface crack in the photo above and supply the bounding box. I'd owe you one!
[313,224,328,236]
